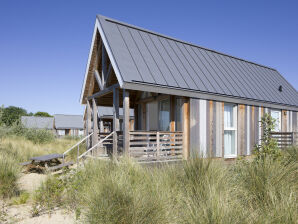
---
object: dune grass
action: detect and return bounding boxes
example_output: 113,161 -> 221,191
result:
30,146 -> 297,224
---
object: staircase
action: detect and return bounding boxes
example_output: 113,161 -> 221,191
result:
61,131 -> 114,169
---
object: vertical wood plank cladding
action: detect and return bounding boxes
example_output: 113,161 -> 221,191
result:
199,99 -> 207,157
255,106 -> 259,146
212,102 -> 216,157
208,101 -> 215,157
190,98 -> 200,157
183,99 -> 190,159
246,105 -> 251,155
293,112 -> 298,132
281,110 -> 287,132
215,102 -> 223,157
206,101 -> 210,156
250,106 -> 255,149
141,103 -> 146,130
258,107 -> 263,145
222,102 -> 225,157
238,104 -> 246,156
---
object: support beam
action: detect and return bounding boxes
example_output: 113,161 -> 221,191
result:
94,70 -> 104,91
123,89 -> 130,155
101,45 -> 108,88
113,88 -> 120,157
88,83 -> 120,100
86,100 -> 92,150
92,98 -> 99,147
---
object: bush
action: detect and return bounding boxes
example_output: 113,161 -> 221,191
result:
24,128 -> 55,144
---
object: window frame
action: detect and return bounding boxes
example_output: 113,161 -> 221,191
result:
224,103 -> 238,158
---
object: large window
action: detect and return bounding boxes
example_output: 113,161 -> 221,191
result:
159,98 -> 170,131
224,104 -> 237,157
270,110 -> 281,131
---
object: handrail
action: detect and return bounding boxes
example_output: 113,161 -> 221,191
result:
62,132 -> 93,163
78,131 -> 114,160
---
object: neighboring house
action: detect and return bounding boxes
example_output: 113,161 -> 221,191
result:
54,114 -> 84,137
21,116 -> 54,130
80,15 -> 298,161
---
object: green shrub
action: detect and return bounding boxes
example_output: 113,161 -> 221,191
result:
24,128 -> 54,144
11,192 -> 30,205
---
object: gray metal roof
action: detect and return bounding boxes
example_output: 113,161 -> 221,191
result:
54,114 -> 83,130
97,106 -> 134,117
21,116 -> 54,130
96,15 -> 298,107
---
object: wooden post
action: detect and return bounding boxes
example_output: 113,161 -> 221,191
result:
92,98 -> 99,147
113,88 -> 120,157
86,100 -> 92,150
99,120 -> 104,133
123,89 -> 130,155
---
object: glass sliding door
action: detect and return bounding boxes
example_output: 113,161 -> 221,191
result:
175,98 -> 185,131
159,98 -> 170,131
146,101 -> 158,131
224,104 -> 237,157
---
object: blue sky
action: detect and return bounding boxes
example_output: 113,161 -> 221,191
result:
0,0 -> 297,115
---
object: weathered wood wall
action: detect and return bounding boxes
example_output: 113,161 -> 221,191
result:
189,98 -> 297,158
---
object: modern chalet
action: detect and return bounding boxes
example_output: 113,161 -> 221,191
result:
80,15 -> 298,162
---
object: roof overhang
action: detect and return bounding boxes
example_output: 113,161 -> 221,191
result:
80,17 -> 124,105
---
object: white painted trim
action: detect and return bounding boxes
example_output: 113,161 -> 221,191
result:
199,99 -> 207,157
223,103 -> 237,157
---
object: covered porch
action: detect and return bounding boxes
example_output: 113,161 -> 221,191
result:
85,86 -> 189,162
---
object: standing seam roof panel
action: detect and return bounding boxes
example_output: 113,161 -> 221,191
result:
225,56 -> 265,101
117,25 -> 156,84
163,38 -> 198,89
95,16 -> 298,107
247,62 -> 287,103
192,47 -> 231,95
238,59 -> 274,102
203,50 -> 243,97
174,41 -> 209,92
182,44 -> 217,93
189,45 -> 226,94
100,21 -> 143,82
138,32 -> 177,87
149,35 -> 188,88
216,54 -> 255,99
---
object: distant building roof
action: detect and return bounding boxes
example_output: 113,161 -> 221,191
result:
21,116 -> 54,130
98,106 -> 134,117
54,114 -> 84,130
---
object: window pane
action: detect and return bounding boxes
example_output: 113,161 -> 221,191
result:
175,98 -> 184,131
159,99 -> 170,131
224,104 -> 234,128
270,110 -> 281,132
224,130 -> 236,156
147,102 -> 158,131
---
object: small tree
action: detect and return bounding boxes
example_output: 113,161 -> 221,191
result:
0,106 -> 27,126
253,113 -> 280,161
34,112 -> 52,117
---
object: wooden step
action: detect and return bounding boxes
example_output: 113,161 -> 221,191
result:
47,161 -> 74,171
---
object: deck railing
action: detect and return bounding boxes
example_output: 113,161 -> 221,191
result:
270,132 -> 294,148
129,131 -> 183,162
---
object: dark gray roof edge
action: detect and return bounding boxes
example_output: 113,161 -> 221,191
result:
123,81 -> 298,110
97,14 -> 277,72
56,127 -> 83,130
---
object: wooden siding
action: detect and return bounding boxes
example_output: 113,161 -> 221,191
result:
238,104 -> 246,156
189,97 -> 297,158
